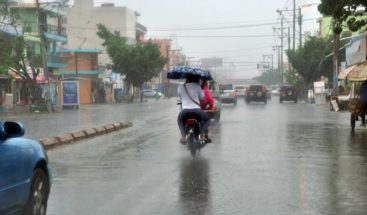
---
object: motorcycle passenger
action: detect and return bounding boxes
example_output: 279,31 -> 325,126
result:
177,74 -> 211,144
201,81 -> 215,110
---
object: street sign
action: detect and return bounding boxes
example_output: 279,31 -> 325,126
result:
62,81 -> 79,107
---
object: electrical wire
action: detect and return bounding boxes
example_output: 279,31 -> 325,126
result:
187,46 -> 271,54
148,35 -> 274,39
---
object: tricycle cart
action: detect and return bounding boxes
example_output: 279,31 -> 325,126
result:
338,62 -> 367,129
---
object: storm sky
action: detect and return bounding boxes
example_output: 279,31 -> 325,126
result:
102,0 -> 321,78
24,0 -> 321,78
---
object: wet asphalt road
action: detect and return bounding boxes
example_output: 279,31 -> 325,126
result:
28,97 -> 367,215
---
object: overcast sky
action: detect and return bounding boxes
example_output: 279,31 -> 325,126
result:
27,0 -> 321,78
93,0 -> 321,78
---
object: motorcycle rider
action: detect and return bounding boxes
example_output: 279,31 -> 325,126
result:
177,74 -> 211,144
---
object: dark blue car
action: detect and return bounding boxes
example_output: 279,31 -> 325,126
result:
0,121 -> 51,215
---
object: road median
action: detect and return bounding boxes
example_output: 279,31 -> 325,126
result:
39,122 -> 133,150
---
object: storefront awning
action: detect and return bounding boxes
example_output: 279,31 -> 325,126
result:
339,61 -> 367,81
338,64 -> 358,80
347,62 -> 367,81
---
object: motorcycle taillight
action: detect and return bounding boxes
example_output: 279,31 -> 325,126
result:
186,119 -> 197,126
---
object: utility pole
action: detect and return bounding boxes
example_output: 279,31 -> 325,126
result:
288,27 -> 291,50
293,0 -> 296,50
333,31 -> 340,88
298,7 -> 303,48
280,14 -> 284,84
36,0 -> 52,112
263,54 -> 274,72
273,46 -> 281,84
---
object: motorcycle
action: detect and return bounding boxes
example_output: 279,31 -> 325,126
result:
178,100 -> 207,157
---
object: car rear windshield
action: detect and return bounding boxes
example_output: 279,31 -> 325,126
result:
249,85 -> 263,91
281,86 -> 295,91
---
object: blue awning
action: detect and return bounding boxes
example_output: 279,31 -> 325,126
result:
47,62 -> 67,69
44,32 -> 67,42
0,24 -> 22,36
55,70 -> 102,76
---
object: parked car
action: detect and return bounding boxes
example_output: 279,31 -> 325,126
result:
0,121 -> 51,215
143,89 -> 162,99
245,85 -> 267,104
279,85 -> 298,103
220,83 -> 237,105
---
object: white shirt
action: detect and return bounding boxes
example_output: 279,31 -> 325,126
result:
178,83 -> 204,109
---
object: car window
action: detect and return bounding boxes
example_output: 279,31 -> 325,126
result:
249,85 -> 263,91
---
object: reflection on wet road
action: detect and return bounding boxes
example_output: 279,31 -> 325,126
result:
46,98 -> 367,215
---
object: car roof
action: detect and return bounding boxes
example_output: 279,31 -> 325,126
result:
249,84 -> 264,87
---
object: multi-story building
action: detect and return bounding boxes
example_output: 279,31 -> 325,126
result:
56,49 -> 102,105
9,2 -> 67,108
66,0 -> 147,65
66,0 -> 147,102
12,2 -> 67,74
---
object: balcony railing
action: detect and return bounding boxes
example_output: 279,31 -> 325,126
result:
46,24 -> 66,37
46,53 -> 68,69
22,22 -> 66,37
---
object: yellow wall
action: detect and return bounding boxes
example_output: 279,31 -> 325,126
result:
58,79 -> 92,105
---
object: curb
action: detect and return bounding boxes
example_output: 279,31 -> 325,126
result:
40,122 -> 133,150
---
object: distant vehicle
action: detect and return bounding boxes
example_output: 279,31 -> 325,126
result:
143,89 -> 162,99
266,88 -> 272,100
271,88 -> 279,96
234,85 -> 246,97
279,85 -> 298,103
245,85 -> 267,104
220,83 -> 237,105
0,121 -> 51,215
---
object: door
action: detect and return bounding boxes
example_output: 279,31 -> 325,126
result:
0,140 -> 31,214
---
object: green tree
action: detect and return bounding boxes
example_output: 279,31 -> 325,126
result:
254,70 -> 281,86
0,0 -> 18,73
96,24 -> 167,102
318,0 -> 367,34
0,0 -> 43,102
286,36 -> 333,87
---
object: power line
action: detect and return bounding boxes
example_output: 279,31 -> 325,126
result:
64,18 -> 318,33
149,22 -> 281,31
149,35 -> 274,38
148,18 -> 280,29
187,46 -> 271,54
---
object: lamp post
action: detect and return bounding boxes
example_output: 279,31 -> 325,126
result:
298,3 -> 320,47
276,9 -> 284,84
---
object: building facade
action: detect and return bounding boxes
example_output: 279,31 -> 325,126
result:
56,49 -> 103,105
66,0 -> 147,65
9,2 -> 67,110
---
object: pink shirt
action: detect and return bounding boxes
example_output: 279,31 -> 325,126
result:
201,85 -> 215,110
